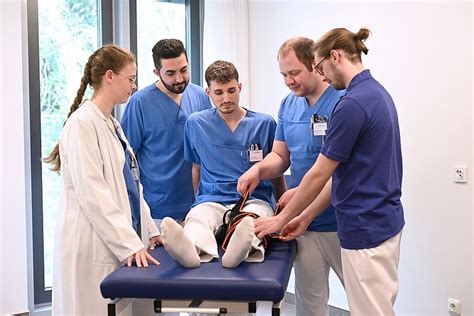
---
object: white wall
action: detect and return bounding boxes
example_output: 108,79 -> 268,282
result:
203,0 -> 251,107
0,0 -> 30,314
471,1 -> 474,308
248,0 -> 473,315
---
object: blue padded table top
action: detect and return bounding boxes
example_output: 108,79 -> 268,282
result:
101,240 -> 296,302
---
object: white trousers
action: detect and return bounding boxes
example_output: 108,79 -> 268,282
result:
294,231 -> 344,316
184,199 -> 273,262
341,231 -> 402,316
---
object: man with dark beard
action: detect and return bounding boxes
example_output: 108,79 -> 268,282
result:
121,39 -> 212,234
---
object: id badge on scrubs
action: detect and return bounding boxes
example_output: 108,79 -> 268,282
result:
311,114 -> 328,136
312,122 -> 327,136
247,143 -> 263,162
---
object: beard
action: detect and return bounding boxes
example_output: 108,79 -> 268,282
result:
159,74 -> 189,94
328,65 -> 346,90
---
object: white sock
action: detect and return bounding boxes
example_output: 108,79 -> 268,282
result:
160,217 -> 200,268
222,216 -> 255,268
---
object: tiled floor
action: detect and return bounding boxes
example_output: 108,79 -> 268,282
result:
252,294 -> 350,316
173,293 -> 350,315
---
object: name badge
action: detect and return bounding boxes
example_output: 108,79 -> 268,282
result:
311,114 -> 328,136
247,143 -> 263,162
312,122 -> 327,136
129,153 -> 140,182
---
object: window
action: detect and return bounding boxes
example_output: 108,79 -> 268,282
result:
136,0 -> 186,87
28,0 -> 202,305
38,0 -> 99,290
130,0 -> 203,87
28,0 -> 101,305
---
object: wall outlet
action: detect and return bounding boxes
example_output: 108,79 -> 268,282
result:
454,167 -> 467,183
448,298 -> 461,315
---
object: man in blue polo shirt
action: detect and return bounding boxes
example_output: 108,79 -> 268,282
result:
253,28 -> 404,316
237,37 -> 345,316
121,39 -> 212,234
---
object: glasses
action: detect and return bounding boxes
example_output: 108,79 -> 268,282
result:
116,73 -> 137,85
314,56 -> 329,76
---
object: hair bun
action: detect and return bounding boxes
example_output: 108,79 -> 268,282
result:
356,28 -> 371,42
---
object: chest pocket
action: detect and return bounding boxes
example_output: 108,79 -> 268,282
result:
145,119 -> 186,155
240,141 -> 269,171
202,144 -> 247,173
166,120 -> 185,150
284,120 -> 323,154
145,123 -> 169,155
284,120 -> 323,185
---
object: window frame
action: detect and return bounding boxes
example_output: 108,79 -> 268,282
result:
128,0 -> 203,87
27,0 -> 48,305
186,0 -> 205,85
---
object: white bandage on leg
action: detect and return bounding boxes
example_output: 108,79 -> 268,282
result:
161,217 -> 200,268
222,217 -> 255,268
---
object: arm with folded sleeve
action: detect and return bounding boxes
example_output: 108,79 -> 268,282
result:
279,179 -> 332,241
266,118 -> 287,202
254,154 -> 339,239
237,140 -> 290,196
271,175 -> 287,203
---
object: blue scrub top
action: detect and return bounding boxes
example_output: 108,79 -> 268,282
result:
275,86 -> 344,232
121,82 -> 212,220
116,131 -> 140,232
321,70 -> 405,249
184,108 -> 276,206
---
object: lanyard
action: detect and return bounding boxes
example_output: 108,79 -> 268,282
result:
115,127 -> 142,238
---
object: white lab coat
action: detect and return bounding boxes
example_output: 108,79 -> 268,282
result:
52,100 -> 159,316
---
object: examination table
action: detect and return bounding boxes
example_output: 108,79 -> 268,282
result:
100,240 -> 296,315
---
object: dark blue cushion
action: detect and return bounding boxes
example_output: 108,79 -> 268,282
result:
100,240 -> 296,302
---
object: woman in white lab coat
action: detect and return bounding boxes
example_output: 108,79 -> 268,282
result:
45,45 -> 161,315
